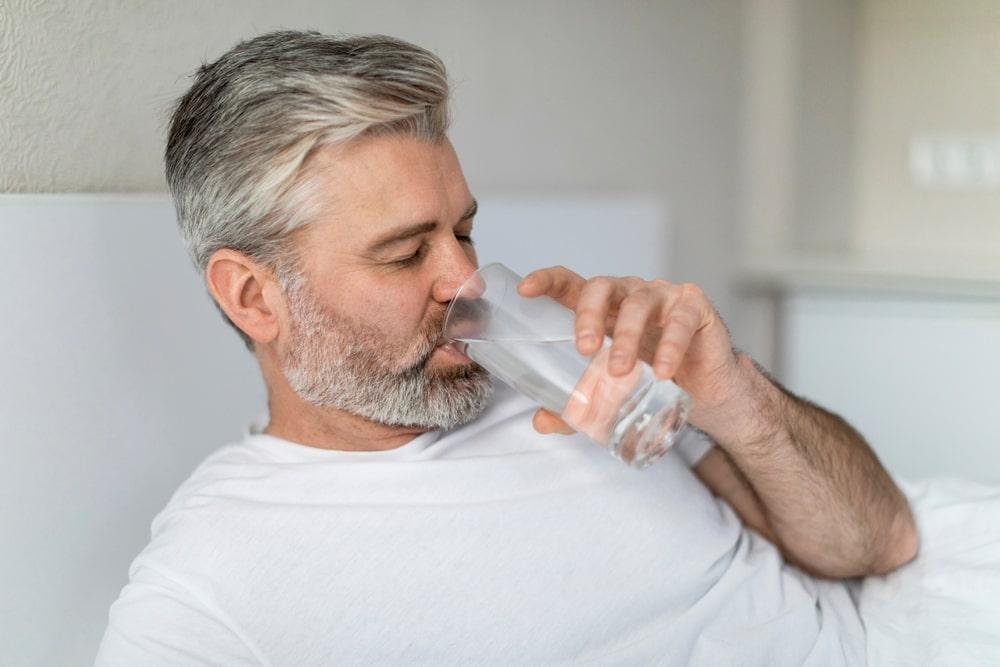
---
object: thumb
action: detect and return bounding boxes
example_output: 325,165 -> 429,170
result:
532,408 -> 577,435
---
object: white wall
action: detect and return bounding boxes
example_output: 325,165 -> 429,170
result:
781,289 -> 1000,483
853,0 -> 1000,261
735,0 -> 1000,392
739,0 -> 1000,265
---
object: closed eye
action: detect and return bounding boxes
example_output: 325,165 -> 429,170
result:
392,245 -> 425,267
391,234 -> 475,267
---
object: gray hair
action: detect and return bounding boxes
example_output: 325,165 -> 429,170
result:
165,30 -> 451,350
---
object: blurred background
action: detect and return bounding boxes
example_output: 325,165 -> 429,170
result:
1,1 -> 999,664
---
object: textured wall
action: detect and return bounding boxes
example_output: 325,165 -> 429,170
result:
0,0 -> 742,315
0,0 -> 185,191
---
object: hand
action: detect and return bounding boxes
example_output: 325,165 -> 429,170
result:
516,266 -> 741,435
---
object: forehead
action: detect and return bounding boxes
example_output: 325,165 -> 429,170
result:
301,135 -> 471,246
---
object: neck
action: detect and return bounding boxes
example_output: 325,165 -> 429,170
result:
264,404 -> 429,452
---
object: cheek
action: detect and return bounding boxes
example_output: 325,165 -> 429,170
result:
358,279 -> 434,342
340,276 -> 426,333
385,292 -> 429,332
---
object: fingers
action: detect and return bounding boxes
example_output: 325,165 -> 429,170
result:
519,267 -> 609,355
652,302 -> 700,379
520,268 -> 725,384
651,284 -> 712,379
572,277 -> 620,355
607,286 -> 661,376
532,408 -> 576,435
517,266 -> 586,309
607,281 -> 714,380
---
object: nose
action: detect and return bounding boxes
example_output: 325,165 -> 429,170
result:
432,242 -> 480,304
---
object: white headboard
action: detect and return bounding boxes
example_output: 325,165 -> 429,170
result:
0,193 -> 670,664
0,195 -> 267,665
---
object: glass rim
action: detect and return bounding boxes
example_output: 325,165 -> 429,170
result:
441,261 -> 512,343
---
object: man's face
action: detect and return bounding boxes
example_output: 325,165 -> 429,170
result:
274,134 -> 493,430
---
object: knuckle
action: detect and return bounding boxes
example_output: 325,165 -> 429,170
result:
651,278 -> 672,290
632,284 -> 657,297
655,341 -> 680,357
669,310 -> 696,328
575,304 -> 601,316
659,336 -> 683,351
681,282 -> 705,300
619,293 -> 648,310
553,283 -> 573,298
655,347 -> 681,365
614,325 -> 644,340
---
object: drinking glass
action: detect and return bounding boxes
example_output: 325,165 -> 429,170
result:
442,262 -> 690,469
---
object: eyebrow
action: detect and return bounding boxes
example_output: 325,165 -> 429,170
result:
366,199 -> 478,256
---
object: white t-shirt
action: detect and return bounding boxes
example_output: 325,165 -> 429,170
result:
97,382 -> 865,666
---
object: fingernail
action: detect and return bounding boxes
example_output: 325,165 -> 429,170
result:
610,351 -> 627,369
655,361 -> 671,377
578,333 -> 595,349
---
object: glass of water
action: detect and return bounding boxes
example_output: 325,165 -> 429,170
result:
442,262 -> 690,469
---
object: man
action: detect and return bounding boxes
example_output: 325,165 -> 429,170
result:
97,30 -> 917,665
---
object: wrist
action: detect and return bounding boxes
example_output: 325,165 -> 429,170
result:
689,352 -> 787,451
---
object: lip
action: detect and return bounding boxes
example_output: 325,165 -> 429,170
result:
433,340 -> 472,363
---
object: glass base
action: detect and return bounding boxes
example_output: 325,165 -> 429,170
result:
607,380 -> 691,469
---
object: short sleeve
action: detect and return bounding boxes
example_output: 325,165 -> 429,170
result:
672,426 -> 715,468
95,563 -> 264,667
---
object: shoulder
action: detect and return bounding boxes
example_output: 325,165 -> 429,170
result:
97,441 -> 275,665
142,439 -> 278,552
97,557 -> 264,665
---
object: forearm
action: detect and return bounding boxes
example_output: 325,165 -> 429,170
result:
518,268 -> 918,576
692,353 -> 918,578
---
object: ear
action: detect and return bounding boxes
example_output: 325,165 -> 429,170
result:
205,248 -> 283,346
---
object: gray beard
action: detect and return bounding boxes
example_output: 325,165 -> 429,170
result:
278,273 -> 494,430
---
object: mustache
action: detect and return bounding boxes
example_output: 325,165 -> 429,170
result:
414,306 -> 484,372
